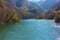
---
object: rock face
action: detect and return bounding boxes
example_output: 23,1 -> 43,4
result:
0,0 -> 19,23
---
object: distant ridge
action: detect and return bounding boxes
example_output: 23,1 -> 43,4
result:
5,0 -> 60,19
43,1 -> 60,19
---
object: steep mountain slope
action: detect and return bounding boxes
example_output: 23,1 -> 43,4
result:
51,2 -> 60,11
41,0 -> 58,9
0,0 -> 19,23
6,0 -> 59,19
43,9 -> 56,19
43,1 -> 60,19
6,0 -> 45,19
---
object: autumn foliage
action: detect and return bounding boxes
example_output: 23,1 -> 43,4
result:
0,0 -> 19,23
55,10 -> 60,23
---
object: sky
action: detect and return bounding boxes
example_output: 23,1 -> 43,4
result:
28,0 -> 46,2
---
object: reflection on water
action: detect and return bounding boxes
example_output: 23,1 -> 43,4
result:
0,22 -> 19,40
0,19 -> 59,40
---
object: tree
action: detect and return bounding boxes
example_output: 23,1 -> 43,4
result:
0,0 -> 20,23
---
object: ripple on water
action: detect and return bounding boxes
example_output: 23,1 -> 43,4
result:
0,19 -> 59,40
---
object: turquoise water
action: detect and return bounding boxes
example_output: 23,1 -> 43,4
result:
0,19 -> 59,40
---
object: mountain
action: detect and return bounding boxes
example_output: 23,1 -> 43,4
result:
15,0 -> 59,12
7,0 -> 48,19
6,0 -> 59,19
51,2 -> 60,11
6,0 -> 40,19
41,0 -> 58,9
0,0 -> 19,24
43,1 -> 60,19
43,9 -> 56,19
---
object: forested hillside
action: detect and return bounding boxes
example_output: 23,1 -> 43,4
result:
0,0 -> 19,23
43,2 -> 60,19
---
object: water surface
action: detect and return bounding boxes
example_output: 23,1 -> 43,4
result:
0,19 -> 59,40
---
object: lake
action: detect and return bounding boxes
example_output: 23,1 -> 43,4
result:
0,19 -> 59,40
